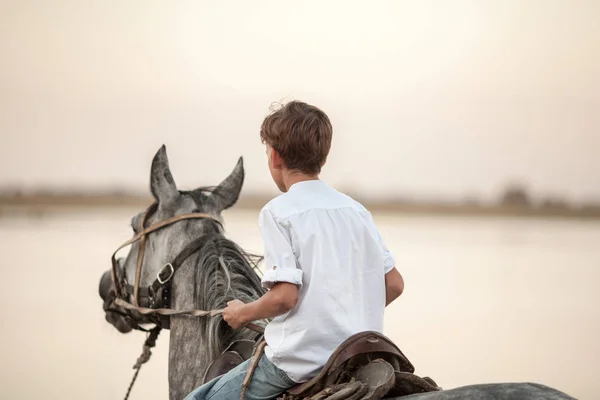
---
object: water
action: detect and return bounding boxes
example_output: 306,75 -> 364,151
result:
0,207 -> 598,399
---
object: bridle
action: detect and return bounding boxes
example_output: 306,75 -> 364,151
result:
106,202 -> 264,400
108,202 -> 231,330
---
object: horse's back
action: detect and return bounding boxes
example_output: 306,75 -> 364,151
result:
389,382 -> 576,400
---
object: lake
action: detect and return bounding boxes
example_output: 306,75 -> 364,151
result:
0,207 -> 598,399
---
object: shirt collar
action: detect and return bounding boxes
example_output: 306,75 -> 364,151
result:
288,179 -> 325,192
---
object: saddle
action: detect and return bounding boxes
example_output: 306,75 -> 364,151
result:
202,339 -> 257,384
203,331 -> 440,399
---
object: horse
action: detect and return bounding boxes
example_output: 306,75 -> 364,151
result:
98,145 -> 575,400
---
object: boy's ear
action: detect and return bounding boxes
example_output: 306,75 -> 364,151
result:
271,147 -> 285,170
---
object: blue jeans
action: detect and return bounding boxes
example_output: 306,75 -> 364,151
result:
184,354 -> 297,400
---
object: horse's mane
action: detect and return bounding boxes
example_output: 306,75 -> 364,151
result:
189,217 -> 267,360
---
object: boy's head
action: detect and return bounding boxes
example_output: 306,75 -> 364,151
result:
260,100 -> 333,192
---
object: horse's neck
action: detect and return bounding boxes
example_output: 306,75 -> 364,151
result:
167,313 -> 255,400
165,249 -> 259,400
168,317 -> 211,400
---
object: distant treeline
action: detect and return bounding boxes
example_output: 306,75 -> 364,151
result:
1,184 -> 599,220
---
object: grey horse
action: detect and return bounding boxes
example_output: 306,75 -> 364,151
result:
98,145 -> 576,400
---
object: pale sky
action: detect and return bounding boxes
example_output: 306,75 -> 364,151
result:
1,0 -> 599,204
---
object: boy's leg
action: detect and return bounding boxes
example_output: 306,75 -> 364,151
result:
184,354 -> 297,400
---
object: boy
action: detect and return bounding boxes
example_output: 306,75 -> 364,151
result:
185,100 -> 404,400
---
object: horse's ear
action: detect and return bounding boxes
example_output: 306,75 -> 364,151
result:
212,157 -> 244,211
150,145 -> 178,204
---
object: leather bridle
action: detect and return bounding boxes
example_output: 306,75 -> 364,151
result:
106,202 -> 264,400
108,202 -> 224,330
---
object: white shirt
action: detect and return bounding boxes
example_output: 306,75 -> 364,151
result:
259,180 -> 396,383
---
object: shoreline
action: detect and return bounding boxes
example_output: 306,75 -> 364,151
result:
1,193 -> 599,220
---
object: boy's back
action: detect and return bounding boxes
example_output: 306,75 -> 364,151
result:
185,100 -> 404,400
260,179 -> 396,383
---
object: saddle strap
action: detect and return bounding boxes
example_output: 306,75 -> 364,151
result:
240,340 -> 267,400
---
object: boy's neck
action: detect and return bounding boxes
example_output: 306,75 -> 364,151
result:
282,170 -> 320,192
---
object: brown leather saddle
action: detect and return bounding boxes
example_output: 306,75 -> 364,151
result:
203,331 -> 440,399
202,339 -> 257,384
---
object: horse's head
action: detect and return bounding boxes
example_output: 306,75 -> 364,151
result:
98,145 -> 244,333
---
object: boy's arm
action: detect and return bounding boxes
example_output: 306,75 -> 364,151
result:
223,283 -> 298,328
385,267 -> 404,306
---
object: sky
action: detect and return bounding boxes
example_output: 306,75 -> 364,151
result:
1,0 -> 599,204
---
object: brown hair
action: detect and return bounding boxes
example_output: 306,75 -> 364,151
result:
260,100 -> 333,175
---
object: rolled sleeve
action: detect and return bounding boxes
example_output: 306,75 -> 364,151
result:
373,220 -> 396,274
259,208 -> 303,289
383,249 -> 396,274
362,210 -> 397,274
261,267 -> 303,290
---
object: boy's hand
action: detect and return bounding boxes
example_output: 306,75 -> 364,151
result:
223,299 -> 247,329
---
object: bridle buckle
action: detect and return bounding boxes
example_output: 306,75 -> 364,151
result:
157,263 -> 175,284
